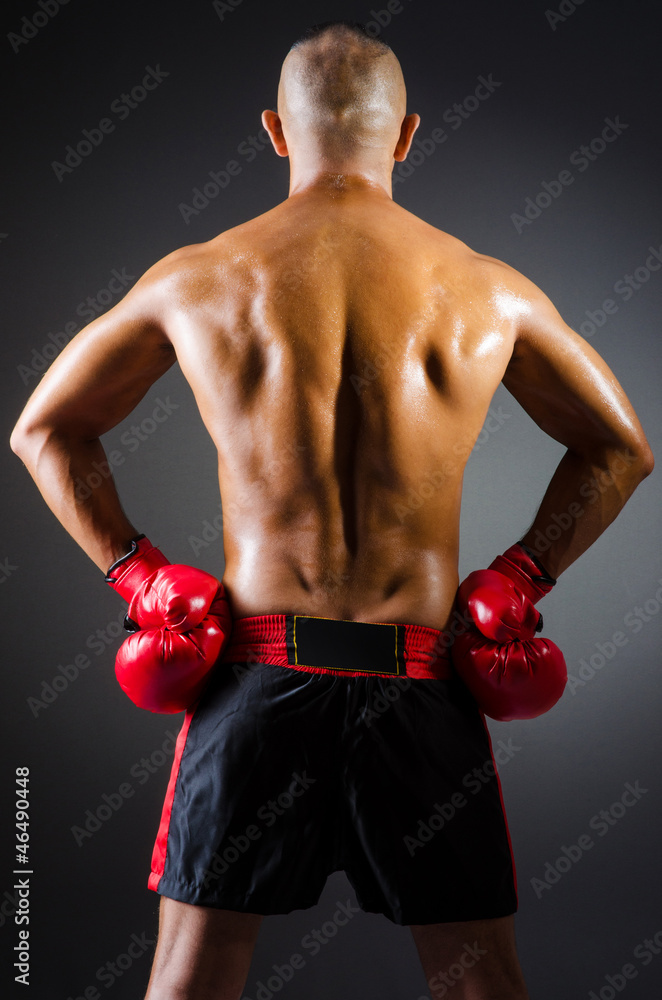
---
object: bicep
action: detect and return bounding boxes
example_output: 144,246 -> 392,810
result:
501,277 -> 650,460
15,282 -> 176,441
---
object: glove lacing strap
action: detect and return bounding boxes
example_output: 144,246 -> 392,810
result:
105,534 -> 147,634
104,534 -> 147,582
516,542 -> 555,632
516,541 -> 557,588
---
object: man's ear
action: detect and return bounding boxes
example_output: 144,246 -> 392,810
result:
262,110 -> 289,157
394,113 -> 421,162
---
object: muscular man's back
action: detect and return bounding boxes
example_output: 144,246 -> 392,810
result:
10,22 -> 654,999
169,181 -> 515,629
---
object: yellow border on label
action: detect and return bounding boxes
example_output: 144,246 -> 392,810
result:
291,615 -> 403,675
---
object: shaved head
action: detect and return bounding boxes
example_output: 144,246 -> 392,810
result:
278,21 -> 407,157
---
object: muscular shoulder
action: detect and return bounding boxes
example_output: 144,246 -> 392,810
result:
129,227 -> 251,314
416,224 -> 529,309
468,250 -> 547,298
405,216 -> 510,280
138,237 -> 229,289
458,247 -> 568,342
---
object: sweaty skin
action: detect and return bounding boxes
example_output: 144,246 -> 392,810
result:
9,24 -> 655,1000
10,29 -> 653,633
9,176 -> 654,631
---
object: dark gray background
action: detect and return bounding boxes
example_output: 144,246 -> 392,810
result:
1,0 -> 661,997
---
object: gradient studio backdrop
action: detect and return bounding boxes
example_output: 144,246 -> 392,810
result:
1,0 -> 661,997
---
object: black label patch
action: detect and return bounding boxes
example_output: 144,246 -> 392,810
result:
285,615 -> 404,675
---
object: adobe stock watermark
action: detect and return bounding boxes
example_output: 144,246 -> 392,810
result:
588,926 -> 662,1000
0,557 -> 18,585
64,930 -> 156,999
70,730 -> 179,846
403,739 -> 522,856
27,607 -> 130,717
0,885 -> 19,929
417,941 -> 489,1000
575,243 -> 662,339
361,0 -> 414,39
74,396 -> 179,500
545,0 -> 588,31
524,447 -> 642,560
241,898 -> 360,1000
229,649 -> 270,689
201,771 -> 316,887
51,65 -> 170,182
179,12 -> 443,222
394,406 -> 511,523
8,0 -> 70,53
178,127 -> 272,224
16,266 -> 136,384
511,116 -> 628,233
393,74 -> 502,187
362,618 -> 474,727
187,439 -> 307,556
273,229 -> 341,307
363,676 -> 413,727
530,779 -> 648,899
567,577 -> 662,695
349,338 -> 510,508
211,0 -> 245,22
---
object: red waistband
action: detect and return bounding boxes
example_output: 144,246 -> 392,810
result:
220,613 -> 454,680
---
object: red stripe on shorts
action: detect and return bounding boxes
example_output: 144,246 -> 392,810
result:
148,707 -> 196,892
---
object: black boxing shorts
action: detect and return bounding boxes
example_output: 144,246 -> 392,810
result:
148,614 -> 518,925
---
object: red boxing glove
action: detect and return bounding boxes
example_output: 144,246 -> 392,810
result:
451,542 -> 567,721
488,541 -> 557,604
105,535 -> 232,713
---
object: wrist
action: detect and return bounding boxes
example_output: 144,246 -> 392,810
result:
488,541 -> 556,604
517,541 -> 556,584
105,535 -> 170,602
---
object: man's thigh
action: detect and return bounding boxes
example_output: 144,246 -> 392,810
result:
409,915 -> 529,1000
144,896 -> 264,1000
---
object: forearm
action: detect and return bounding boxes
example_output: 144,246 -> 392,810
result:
11,429 -> 138,573
520,444 -> 652,578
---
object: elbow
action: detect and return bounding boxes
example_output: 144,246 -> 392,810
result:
9,419 -> 48,466
9,421 -> 31,461
617,435 -> 654,485
637,442 -> 655,480
581,435 -> 655,489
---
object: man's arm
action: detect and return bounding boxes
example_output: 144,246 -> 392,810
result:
9,260 -> 178,572
500,270 -> 654,578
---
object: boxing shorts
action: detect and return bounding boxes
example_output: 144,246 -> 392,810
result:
148,614 -> 518,925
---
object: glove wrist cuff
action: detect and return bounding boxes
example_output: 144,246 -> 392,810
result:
105,535 -> 170,602
488,542 -> 556,604
517,542 -> 556,586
